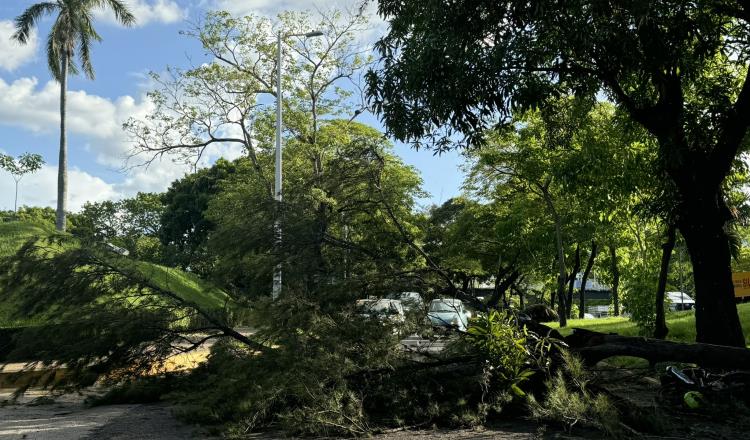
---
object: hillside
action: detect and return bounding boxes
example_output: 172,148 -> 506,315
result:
0,220 -> 233,327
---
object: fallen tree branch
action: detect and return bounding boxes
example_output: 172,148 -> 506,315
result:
566,328 -> 750,369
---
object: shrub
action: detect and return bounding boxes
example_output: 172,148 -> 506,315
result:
527,350 -> 620,436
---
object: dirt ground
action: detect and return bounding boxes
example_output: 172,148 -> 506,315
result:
0,389 -> 208,440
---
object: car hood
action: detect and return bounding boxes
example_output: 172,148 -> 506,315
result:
428,311 -> 464,323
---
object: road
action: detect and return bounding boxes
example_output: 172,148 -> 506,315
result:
0,390 -> 206,440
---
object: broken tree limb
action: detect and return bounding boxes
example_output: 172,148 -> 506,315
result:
565,328 -> 750,369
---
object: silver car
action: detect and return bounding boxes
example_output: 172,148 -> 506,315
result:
427,298 -> 470,331
355,299 -> 406,323
385,291 -> 424,311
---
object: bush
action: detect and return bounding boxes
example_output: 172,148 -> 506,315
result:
527,350 -> 620,436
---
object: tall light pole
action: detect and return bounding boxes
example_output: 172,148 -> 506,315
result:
273,29 -> 324,300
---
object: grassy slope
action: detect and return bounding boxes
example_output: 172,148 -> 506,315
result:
549,302 -> 750,347
133,261 -> 231,312
0,221 -> 56,258
0,220 -> 231,327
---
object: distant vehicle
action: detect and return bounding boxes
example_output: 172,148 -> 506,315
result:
105,242 -> 130,256
385,291 -> 424,311
667,291 -> 695,311
427,298 -> 470,331
355,299 -> 406,323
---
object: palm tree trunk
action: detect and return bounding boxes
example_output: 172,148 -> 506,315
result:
56,54 -> 68,231
14,179 -> 19,213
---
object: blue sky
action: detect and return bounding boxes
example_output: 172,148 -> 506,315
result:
0,0 -> 465,212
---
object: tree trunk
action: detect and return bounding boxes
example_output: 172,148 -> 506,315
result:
56,54 -> 68,232
516,285 -> 525,309
678,192 -> 745,347
654,223 -> 676,340
579,241 -> 598,319
566,244 -> 581,318
566,328 -> 750,369
14,179 -> 19,213
499,270 -> 519,308
550,207 -> 567,327
610,245 -> 620,316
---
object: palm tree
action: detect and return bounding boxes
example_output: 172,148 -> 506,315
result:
13,1 -> 135,231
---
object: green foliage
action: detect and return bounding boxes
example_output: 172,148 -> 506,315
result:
527,350 -> 620,436
73,192 -> 164,262
207,121 -> 426,299
171,294 -> 402,436
465,310 -> 539,396
622,266 -> 660,335
158,160 -> 237,273
0,152 -> 43,180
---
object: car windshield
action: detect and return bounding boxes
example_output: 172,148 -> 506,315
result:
430,301 -> 460,312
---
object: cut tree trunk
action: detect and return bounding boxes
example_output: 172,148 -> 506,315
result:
678,190 -> 745,347
566,328 -> 750,369
578,241 -> 597,319
654,223 -> 676,340
56,54 -> 68,232
610,245 -> 620,316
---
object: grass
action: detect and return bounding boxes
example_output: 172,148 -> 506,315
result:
549,302 -> 750,347
133,261 -> 232,312
0,220 -> 56,258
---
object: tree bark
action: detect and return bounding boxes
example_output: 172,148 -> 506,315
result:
654,223 -> 676,340
578,241 -> 598,319
609,245 -> 620,316
56,54 -> 69,232
566,244 -> 581,319
678,191 -> 745,347
566,329 -> 750,369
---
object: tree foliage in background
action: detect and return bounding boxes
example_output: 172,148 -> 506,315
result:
0,152 -> 44,212
368,0 -> 750,346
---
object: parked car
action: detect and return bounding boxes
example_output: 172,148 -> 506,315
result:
667,291 -> 695,311
355,299 -> 406,323
385,291 -> 424,311
427,298 -> 470,331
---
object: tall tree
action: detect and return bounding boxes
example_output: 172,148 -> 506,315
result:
368,1 -> 750,346
13,0 -> 135,231
0,153 -> 44,213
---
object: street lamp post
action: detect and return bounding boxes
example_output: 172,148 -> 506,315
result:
272,29 -> 323,300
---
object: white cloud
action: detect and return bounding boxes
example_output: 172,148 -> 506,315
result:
94,0 -> 187,26
0,20 -> 38,71
209,0 -> 378,21
0,165 -> 118,211
0,77 -> 154,161
0,76 -> 247,210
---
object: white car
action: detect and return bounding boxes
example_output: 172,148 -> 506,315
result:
355,299 -> 406,323
385,291 -> 424,311
427,298 -> 470,331
667,291 -> 695,311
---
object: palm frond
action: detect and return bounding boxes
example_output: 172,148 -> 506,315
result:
78,28 -> 95,79
91,0 -> 137,26
46,30 -> 63,81
12,2 -> 60,44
